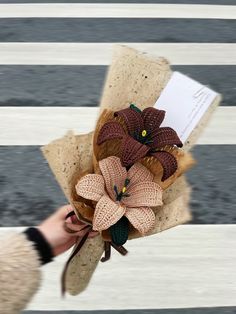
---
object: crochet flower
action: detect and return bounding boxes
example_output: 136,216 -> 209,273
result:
76,156 -> 162,235
97,105 -> 183,181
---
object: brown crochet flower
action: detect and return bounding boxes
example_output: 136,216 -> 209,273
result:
97,105 -> 183,181
76,156 -> 162,235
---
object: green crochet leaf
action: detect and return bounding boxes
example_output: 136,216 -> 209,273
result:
130,103 -> 142,113
110,216 -> 129,246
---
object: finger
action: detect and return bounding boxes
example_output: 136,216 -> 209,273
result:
64,228 -> 91,238
64,222 -> 89,234
69,227 -> 95,238
63,223 -> 80,234
56,204 -> 74,220
69,214 -> 78,224
65,213 -> 76,224
65,215 -> 84,225
64,205 -> 74,218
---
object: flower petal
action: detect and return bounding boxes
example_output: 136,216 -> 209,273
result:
120,135 -> 150,167
151,150 -> 178,181
76,174 -> 105,202
127,162 -> 154,187
142,108 -> 165,134
125,206 -> 155,234
99,156 -> 127,201
114,107 -> 144,136
93,195 -> 126,231
123,181 -> 163,207
150,127 -> 183,149
97,121 -> 126,145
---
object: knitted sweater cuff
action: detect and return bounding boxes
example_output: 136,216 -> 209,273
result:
24,227 -> 54,265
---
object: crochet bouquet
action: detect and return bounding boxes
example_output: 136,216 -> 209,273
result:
42,46 -> 220,295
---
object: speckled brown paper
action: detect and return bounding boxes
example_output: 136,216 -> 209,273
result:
42,131 -> 93,212
64,235 -> 104,296
42,45 -> 220,296
100,45 -> 171,112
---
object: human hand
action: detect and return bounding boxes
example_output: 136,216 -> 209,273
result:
38,205 -> 97,257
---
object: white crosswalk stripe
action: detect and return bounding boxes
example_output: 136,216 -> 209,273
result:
0,43 -> 235,65
0,4 -> 235,19
0,106 -> 233,145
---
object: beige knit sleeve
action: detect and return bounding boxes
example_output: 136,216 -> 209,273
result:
0,232 -> 41,314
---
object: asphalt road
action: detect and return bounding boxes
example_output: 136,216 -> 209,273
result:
0,65 -> 235,107
0,19 -> 235,43
23,309 -> 236,314
2,0 -> 236,4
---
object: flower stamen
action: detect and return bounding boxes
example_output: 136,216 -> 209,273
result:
114,178 -> 130,201
142,129 -> 147,137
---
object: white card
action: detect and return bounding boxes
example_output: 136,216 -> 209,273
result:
154,71 -> 218,143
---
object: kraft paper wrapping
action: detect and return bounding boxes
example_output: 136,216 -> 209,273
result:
42,131 -> 93,211
100,45 -> 171,112
64,235 -> 104,296
42,45 -> 220,295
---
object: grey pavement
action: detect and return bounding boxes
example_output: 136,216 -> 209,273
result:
0,65 -> 235,107
0,145 -> 235,226
0,19 -> 235,43
2,0 -> 236,4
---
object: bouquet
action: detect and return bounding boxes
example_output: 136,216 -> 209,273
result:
42,45 -> 220,295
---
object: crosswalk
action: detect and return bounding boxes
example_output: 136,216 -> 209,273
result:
0,1 -> 235,313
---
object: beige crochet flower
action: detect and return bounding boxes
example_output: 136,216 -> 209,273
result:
76,156 -> 163,235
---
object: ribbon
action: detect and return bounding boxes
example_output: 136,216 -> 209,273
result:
61,210 -> 128,295
61,210 -> 93,295
101,241 -> 128,262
